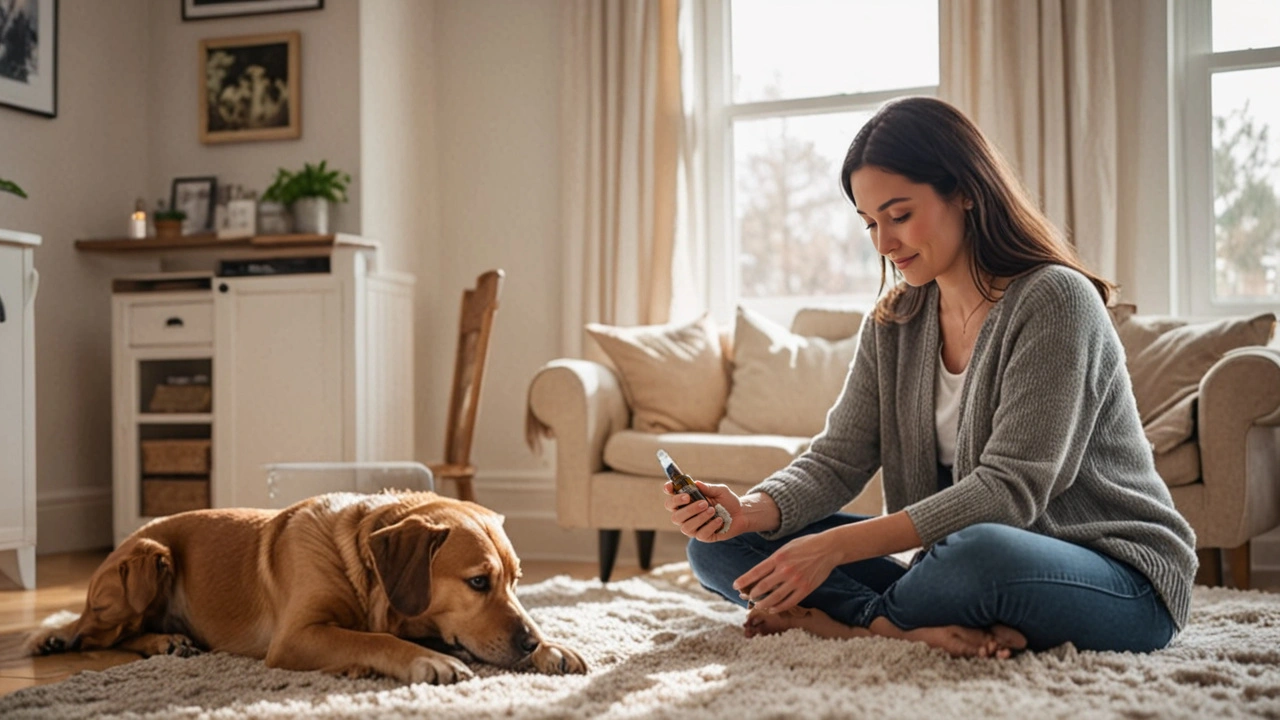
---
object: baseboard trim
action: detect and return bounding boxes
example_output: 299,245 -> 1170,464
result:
36,486 -> 113,555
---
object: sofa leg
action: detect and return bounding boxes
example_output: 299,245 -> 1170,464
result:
636,530 -> 655,570
598,530 -> 621,583
1195,548 -> 1223,587
1228,542 -> 1251,590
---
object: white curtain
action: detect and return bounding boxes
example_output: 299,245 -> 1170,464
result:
940,0 -> 1119,282
559,0 -> 681,357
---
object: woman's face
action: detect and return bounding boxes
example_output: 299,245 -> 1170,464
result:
850,166 -> 969,287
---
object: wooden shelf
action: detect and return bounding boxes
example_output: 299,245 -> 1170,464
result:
75,233 -> 376,253
137,413 -> 214,424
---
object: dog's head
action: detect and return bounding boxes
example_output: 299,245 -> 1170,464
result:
76,538 -> 174,648
367,496 -> 542,668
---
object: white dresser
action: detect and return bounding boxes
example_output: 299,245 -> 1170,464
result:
110,241 -> 415,543
0,228 -> 39,590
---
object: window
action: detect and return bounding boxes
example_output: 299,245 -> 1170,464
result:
682,0 -> 939,326
1176,0 -> 1280,313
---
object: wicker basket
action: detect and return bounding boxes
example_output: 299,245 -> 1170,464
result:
148,384 -> 212,413
142,478 -> 210,516
140,439 -> 211,475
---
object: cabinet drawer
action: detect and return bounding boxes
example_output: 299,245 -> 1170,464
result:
129,301 -> 213,346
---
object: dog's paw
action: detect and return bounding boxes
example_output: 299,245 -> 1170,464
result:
132,633 -> 201,658
530,642 -> 588,675
27,630 -> 70,656
163,634 -> 202,658
406,653 -> 475,685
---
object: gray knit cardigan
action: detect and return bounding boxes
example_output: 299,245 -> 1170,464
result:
750,264 -> 1198,628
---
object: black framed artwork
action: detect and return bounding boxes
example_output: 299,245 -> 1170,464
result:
0,0 -> 58,118
182,0 -> 323,22
199,32 -> 300,144
171,176 -> 217,234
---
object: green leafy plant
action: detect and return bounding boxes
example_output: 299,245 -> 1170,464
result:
261,161 -> 352,206
153,199 -> 187,222
1,178 -> 27,198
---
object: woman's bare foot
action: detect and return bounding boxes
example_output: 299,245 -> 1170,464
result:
869,618 -> 1023,659
743,606 -> 872,640
982,624 -> 1028,659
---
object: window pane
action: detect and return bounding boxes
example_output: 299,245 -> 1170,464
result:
1212,0 -> 1280,52
733,111 -> 882,300
1212,67 -> 1280,301
730,0 -> 938,103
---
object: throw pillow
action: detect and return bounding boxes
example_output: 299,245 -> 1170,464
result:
585,313 -> 728,433
719,306 -> 859,437
1111,306 -> 1276,453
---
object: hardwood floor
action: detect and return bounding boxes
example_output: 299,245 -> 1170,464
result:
0,550 -> 648,698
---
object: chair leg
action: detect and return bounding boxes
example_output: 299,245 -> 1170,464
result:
1228,541 -> 1251,590
1195,548 -> 1223,587
636,530 -> 655,571
598,530 -> 621,583
455,476 -> 476,504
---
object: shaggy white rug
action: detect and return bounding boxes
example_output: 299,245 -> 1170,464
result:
1,563 -> 1278,719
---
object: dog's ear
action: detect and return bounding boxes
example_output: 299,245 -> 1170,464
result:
370,515 -> 450,617
118,538 -> 173,614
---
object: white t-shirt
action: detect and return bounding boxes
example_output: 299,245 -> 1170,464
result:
935,349 -> 967,468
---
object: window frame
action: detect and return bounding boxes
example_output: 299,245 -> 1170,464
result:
1173,0 -> 1280,315
687,0 -> 939,326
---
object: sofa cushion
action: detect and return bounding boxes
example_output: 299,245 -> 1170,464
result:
603,430 -> 808,484
585,313 -> 729,433
1154,440 -> 1200,488
1109,305 -> 1275,453
719,306 -> 858,437
789,307 -> 866,341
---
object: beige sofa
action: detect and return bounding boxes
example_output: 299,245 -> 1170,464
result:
527,305 -> 1280,585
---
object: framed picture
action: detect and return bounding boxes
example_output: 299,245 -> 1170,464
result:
171,176 -> 217,234
0,0 -> 58,118
182,0 -> 323,22
199,32 -> 300,144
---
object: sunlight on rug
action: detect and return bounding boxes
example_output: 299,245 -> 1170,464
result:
1,563 -> 1278,719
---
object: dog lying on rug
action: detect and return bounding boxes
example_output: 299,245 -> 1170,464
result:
26,491 -> 587,684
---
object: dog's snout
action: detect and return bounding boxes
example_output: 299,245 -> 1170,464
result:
516,627 -> 540,655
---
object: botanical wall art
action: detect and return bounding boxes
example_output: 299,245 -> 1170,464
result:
199,31 -> 300,144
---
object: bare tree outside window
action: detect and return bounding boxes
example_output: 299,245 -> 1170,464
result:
1214,102 -> 1280,299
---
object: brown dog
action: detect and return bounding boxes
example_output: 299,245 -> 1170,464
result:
27,491 -> 587,684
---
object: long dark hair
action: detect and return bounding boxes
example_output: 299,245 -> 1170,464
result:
840,96 -> 1112,324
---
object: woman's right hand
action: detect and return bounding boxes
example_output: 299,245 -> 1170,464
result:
663,480 -> 746,542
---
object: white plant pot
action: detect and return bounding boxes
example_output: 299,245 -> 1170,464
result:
293,198 -> 329,234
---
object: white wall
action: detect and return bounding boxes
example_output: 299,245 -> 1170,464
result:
1,0 -> 157,553
146,0 -> 363,235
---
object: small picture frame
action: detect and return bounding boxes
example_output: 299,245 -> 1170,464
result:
182,0 -> 323,22
0,0 -> 58,118
171,176 -> 217,234
199,32 -> 300,144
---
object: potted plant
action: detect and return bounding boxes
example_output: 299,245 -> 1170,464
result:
261,160 -> 351,234
153,199 -> 187,239
1,178 -> 27,198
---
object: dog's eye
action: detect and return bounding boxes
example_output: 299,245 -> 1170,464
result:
467,576 -> 491,592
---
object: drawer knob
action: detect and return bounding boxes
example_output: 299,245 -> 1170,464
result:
219,283 -> 229,293
166,317 -> 185,328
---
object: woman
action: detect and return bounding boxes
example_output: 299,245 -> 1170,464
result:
663,96 -> 1196,658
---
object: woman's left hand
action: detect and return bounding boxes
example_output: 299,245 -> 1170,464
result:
732,532 -> 839,614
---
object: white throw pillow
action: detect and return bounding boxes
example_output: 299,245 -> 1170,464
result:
585,313 -> 729,433
719,306 -> 858,437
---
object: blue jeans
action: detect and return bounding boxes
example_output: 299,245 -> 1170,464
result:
686,514 -> 1177,652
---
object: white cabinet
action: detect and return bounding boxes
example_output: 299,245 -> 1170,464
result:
112,244 -> 414,543
0,229 -> 39,590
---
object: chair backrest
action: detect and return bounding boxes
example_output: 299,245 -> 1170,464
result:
444,269 -> 505,467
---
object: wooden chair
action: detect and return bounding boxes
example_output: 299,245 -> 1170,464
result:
428,269 -> 505,503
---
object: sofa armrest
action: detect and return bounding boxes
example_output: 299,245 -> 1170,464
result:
527,359 -> 630,528
1196,347 -> 1280,545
